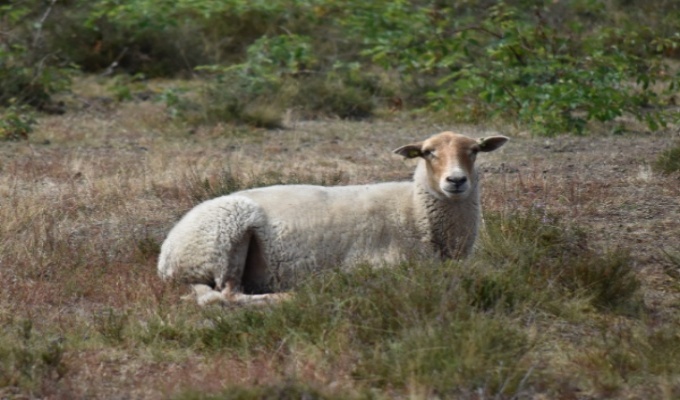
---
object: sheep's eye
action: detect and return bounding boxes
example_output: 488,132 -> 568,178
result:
422,149 -> 435,158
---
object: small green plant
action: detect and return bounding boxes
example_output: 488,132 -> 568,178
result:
94,308 -> 129,344
136,236 -> 161,261
662,247 -> 680,280
0,105 -> 36,141
654,143 -> 680,174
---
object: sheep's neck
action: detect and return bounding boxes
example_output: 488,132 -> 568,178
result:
413,171 -> 481,260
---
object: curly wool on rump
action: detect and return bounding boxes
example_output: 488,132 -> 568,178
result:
158,131 -> 509,305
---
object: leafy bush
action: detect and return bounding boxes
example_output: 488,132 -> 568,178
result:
350,1 -> 679,135
62,0 -> 320,76
175,34 -> 383,126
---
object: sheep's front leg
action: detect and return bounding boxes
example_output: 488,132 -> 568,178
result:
189,283 -> 290,306
183,284 -> 225,306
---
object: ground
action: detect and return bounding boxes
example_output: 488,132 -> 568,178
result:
0,90 -> 679,398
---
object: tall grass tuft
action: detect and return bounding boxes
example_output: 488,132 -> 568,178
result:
480,210 -> 642,314
654,143 -> 680,174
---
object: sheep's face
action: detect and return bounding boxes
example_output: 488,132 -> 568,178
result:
394,132 -> 509,200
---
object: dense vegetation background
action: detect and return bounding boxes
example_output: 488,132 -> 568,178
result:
1,0 -> 679,137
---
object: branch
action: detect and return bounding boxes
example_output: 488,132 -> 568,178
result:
100,47 -> 129,76
32,0 -> 57,49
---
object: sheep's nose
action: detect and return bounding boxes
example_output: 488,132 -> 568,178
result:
446,176 -> 468,187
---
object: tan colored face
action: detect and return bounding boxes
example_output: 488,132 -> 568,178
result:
394,131 -> 509,199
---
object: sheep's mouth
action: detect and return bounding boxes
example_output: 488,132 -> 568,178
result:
443,187 -> 468,196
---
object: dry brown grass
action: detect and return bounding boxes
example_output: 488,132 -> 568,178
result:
1,82 -> 679,399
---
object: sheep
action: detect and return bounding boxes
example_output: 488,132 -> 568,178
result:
158,131 -> 509,306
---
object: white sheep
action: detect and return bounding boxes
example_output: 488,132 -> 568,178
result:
158,131 -> 508,305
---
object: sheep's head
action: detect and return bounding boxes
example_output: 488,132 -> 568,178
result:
394,132 -> 508,200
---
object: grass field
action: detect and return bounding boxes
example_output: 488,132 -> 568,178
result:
1,78 -> 679,399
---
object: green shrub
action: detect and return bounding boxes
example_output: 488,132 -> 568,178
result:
349,1 -> 678,135
93,308 -> 129,344
185,34 -> 380,126
66,0 -> 320,76
291,71 -> 379,120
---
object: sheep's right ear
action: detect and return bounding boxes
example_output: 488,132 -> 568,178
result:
477,136 -> 509,152
394,143 -> 423,159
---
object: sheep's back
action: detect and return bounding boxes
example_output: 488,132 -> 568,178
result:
238,182 -> 424,273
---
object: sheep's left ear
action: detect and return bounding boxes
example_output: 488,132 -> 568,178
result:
477,136 -> 509,152
394,143 -> 423,159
